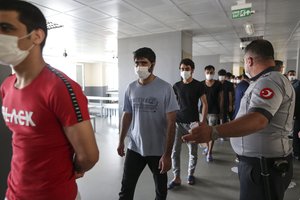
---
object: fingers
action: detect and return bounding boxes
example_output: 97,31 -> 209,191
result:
117,147 -> 125,157
182,133 -> 195,143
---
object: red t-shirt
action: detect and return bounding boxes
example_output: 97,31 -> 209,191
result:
1,65 -> 90,200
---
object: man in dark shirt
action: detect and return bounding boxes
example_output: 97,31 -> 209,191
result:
233,74 -> 249,119
218,69 -> 234,123
287,70 -> 300,160
200,65 -> 223,162
168,58 -> 208,189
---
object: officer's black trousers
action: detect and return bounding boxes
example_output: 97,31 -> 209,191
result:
238,155 -> 293,200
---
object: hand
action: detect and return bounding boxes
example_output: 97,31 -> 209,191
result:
158,154 -> 171,174
182,122 -> 212,143
117,141 -> 125,157
75,171 -> 85,179
298,131 -> 300,139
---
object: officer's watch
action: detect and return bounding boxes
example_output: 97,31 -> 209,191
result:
211,126 -> 220,140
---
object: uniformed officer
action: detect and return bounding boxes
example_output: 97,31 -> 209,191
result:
183,39 -> 295,200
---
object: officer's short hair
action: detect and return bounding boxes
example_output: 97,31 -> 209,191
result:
133,47 -> 156,63
245,39 -> 274,60
179,58 -> 195,70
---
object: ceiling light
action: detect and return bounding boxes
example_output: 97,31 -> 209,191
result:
244,23 -> 255,35
47,21 -> 64,30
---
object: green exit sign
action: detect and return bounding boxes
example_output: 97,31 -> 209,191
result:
232,7 -> 252,19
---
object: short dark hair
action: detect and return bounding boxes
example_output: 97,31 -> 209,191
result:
179,58 -> 195,69
204,65 -> 215,71
244,39 -> 274,60
226,72 -> 232,78
0,0 -> 48,50
274,60 -> 283,71
287,70 -> 296,74
133,47 -> 156,63
218,69 -> 226,76
275,60 -> 283,67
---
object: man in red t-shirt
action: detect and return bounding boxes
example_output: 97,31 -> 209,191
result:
0,1 -> 99,199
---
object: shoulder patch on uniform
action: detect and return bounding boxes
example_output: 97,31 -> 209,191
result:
260,88 -> 274,99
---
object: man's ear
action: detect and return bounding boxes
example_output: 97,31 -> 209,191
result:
248,56 -> 255,66
149,62 -> 155,72
32,29 -> 45,46
245,56 -> 254,67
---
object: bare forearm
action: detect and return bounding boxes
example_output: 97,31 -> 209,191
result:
216,112 -> 268,138
164,112 -> 176,156
201,104 -> 208,123
74,153 -> 98,173
119,113 -> 132,143
165,124 -> 175,156
200,95 -> 208,123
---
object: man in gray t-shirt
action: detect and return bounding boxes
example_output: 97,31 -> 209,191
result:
117,47 -> 179,200
183,40 -> 295,200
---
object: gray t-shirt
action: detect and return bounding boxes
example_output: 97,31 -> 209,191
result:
123,77 -> 179,156
231,69 -> 295,158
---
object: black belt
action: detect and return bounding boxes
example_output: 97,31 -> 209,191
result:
237,154 -> 292,167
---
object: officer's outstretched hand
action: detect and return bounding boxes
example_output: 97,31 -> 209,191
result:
182,122 -> 212,144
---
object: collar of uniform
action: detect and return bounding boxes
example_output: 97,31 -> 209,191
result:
250,66 -> 275,81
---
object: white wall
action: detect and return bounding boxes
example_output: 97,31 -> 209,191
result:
286,59 -> 297,73
219,62 -> 234,73
193,55 -> 220,81
118,31 -> 183,110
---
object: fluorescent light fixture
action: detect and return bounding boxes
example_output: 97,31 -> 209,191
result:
244,23 -> 255,35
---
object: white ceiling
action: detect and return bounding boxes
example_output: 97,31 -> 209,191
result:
28,0 -> 300,64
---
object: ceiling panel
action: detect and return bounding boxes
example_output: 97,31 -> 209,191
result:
30,0 -> 83,12
21,0 -> 300,62
65,7 -> 110,21
90,0 -> 136,17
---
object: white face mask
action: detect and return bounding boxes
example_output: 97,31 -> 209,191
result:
135,66 -> 151,80
218,76 -> 225,81
288,76 -> 296,81
236,79 -> 241,84
0,33 -> 34,66
205,74 -> 214,81
180,71 -> 191,80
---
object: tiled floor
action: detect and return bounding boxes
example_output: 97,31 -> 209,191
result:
77,117 -> 300,200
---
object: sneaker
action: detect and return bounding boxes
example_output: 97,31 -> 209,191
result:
187,175 -> 195,185
202,147 -> 208,155
206,155 -> 213,162
167,181 -> 181,190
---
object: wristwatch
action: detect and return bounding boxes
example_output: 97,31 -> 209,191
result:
211,126 -> 220,140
